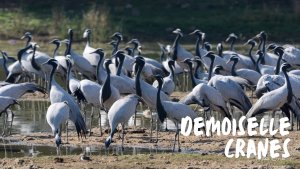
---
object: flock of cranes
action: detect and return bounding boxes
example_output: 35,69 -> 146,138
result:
1,28 -> 300,155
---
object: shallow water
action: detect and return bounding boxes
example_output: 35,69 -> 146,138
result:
0,143 -> 175,158
0,100 -> 179,135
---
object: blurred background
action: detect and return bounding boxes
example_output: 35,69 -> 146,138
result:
0,0 -> 299,43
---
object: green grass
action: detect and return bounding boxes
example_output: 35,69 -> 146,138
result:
0,0 -> 299,43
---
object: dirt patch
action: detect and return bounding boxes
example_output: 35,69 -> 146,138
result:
1,128 -> 300,168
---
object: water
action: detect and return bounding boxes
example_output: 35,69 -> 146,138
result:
0,100 -> 179,135
0,144 -> 174,158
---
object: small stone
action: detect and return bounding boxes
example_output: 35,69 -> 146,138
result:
186,167 -> 200,169
201,152 -> 208,156
27,137 -> 35,141
15,158 -> 24,165
149,154 -> 154,159
54,157 -> 64,163
165,161 -> 171,164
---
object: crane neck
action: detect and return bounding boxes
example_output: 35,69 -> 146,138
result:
230,60 -> 238,76
230,39 -> 235,51
2,55 -> 8,77
18,45 -> 32,63
195,36 -> 201,57
168,64 -> 175,80
260,39 -> 266,65
135,63 -> 144,97
96,54 -> 105,84
25,37 -> 32,47
116,55 -> 125,76
283,69 -> 292,103
53,44 -> 60,57
86,34 -> 91,47
31,47 -> 41,71
66,63 -> 74,94
156,80 -> 167,123
274,51 -> 283,75
187,63 -> 196,87
159,51 -> 165,63
248,45 -> 256,66
194,62 -> 200,79
48,63 -> 58,93
172,34 -> 181,60
65,34 -> 73,56
102,63 -> 112,102
208,57 -> 215,81
255,55 -> 262,74
218,46 -> 223,58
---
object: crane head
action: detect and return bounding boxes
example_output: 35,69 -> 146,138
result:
154,74 -> 164,85
189,29 -> 202,36
111,32 -> 123,41
281,63 -> 291,72
181,58 -> 193,66
172,28 -> 183,37
274,46 -> 284,56
267,43 -> 278,51
244,39 -> 257,47
21,32 -> 32,40
105,136 -> 112,149
83,29 -> 91,38
225,33 -> 238,42
90,48 -> 104,56
55,133 -> 62,148
227,55 -> 239,64
213,65 -> 224,74
49,39 -> 61,46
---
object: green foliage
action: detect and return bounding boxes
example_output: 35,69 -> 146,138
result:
0,0 -> 299,43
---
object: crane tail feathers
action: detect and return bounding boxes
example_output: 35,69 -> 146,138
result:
74,116 -> 88,138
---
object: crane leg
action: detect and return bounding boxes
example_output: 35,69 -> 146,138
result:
186,72 -> 189,92
165,120 -> 168,132
89,107 -> 94,136
150,110 -> 153,142
177,128 -> 181,152
121,124 -> 125,151
9,110 -> 14,135
99,111 -> 102,137
134,110 -> 137,130
2,112 -> 7,136
66,121 -> 69,144
155,117 -> 159,143
173,123 -> 180,152
290,111 -> 294,131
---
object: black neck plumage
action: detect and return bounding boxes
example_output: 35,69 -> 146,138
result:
156,80 -> 167,123
208,56 -> 215,80
283,69 -> 292,103
231,60 -> 238,76
18,45 -> 32,63
248,45 -> 256,66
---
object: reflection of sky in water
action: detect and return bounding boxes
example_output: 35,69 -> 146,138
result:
0,143 -> 174,158
0,100 -> 285,136
0,100 -> 181,135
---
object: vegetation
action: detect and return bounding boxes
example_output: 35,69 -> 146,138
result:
0,0 -> 299,43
